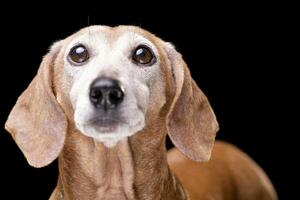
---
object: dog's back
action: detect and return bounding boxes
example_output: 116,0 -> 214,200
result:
168,141 -> 278,200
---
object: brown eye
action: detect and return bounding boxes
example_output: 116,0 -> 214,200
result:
68,44 -> 89,64
132,45 -> 156,65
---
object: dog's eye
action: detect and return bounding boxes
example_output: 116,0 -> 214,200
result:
68,44 -> 89,64
132,45 -> 156,65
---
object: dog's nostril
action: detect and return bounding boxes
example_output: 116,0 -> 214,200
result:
90,88 -> 103,104
89,77 -> 124,109
108,88 -> 124,107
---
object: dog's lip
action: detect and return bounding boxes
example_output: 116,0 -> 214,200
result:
88,117 -> 123,126
94,125 -> 118,133
86,117 -> 125,133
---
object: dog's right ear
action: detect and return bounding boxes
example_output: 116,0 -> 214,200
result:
5,41 -> 67,168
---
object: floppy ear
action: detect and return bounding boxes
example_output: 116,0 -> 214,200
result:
5,42 -> 67,168
165,43 -> 219,162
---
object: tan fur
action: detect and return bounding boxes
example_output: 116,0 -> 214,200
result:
168,142 -> 278,200
5,25 -> 277,200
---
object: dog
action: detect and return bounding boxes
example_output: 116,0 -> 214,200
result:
5,25 -> 278,200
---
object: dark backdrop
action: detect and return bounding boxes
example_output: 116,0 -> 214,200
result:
0,2 -> 297,199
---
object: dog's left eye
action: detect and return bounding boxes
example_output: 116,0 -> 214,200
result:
68,44 -> 89,64
132,45 -> 156,65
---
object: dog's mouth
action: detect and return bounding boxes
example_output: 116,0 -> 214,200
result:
76,110 -> 145,147
87,117 -> 125,133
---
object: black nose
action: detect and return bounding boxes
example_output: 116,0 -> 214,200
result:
89,77 -> 124,110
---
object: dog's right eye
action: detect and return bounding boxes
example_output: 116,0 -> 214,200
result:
68,44 -> 89,64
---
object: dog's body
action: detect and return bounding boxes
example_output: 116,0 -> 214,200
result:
5,25 -> 277,200
168,142 -> 277,200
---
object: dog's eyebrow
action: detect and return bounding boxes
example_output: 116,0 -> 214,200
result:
123,31 -> 138,49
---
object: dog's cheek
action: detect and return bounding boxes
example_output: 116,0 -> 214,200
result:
149,73 -> 166,113
68,70 -> 90,110
132,81 -> 150,114
69,83 -> 80,111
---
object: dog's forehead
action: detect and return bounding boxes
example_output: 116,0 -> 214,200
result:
66,25 -> 161,49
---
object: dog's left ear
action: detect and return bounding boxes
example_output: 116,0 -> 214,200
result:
165,43 -> 219,162
5,41 -> 67,168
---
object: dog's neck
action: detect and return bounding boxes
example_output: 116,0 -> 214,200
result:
55,124 -> 187,200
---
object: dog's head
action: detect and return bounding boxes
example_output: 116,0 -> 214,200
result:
5,25 -> 218,167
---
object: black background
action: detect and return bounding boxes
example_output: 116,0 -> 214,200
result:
0,2 -> 297,199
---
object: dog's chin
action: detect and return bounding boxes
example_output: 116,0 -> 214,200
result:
76,119 -> 145,148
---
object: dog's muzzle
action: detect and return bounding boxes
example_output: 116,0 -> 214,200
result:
89,77 -> 124,110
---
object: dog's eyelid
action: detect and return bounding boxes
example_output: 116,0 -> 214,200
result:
136,42 -> 157,54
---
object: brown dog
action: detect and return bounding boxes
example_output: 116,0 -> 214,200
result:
5,25 -> 277,200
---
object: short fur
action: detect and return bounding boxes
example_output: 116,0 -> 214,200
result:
5,25 -> 277,200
